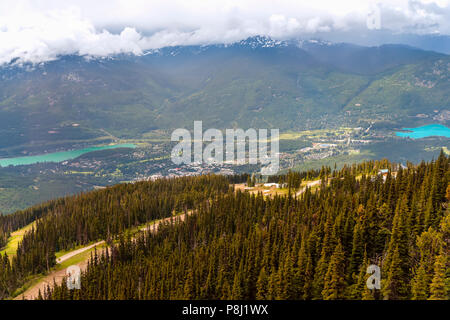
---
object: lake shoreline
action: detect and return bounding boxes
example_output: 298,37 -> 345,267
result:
395,124 -> 450,139
0,143 -> 136,167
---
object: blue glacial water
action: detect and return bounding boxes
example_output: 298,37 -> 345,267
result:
395,124 -> 450,139
0,143 -> 136,167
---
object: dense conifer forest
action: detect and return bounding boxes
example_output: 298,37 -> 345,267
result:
1,153 -> 449,300
0,175 -> 230,299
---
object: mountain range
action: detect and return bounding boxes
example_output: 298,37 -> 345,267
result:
0,36 -> 449,157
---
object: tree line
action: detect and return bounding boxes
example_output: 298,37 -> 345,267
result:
42,152 -> 448,300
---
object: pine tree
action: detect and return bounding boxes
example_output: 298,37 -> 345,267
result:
411,227 -> 441,299
231,273 -> 242,299
429,253 -> 448,300
322,241 -> 346,300
256,267 -> 268,300
183,269 -> 195,299
382,245 -> 409,299
266,269 -> 278,300
247,176 -> 252,187
349,251 -> 376,300
348,222 -> 364,282
411,263 -> 428,300
383,195 -> 410,299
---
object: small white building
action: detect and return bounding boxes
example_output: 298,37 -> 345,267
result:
263,183 -> 280,188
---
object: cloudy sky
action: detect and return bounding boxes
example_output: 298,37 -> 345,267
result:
1,0 -> 449,64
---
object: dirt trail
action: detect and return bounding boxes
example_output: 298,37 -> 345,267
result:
15,212 -> 192,300
295,180 -> 321,197
15,260 -> 90,300
56,241 -> 105,264
143,213 -> 188,233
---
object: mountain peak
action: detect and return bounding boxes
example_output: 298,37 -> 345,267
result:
233,36 -> 288,49
296,39 -> 334,48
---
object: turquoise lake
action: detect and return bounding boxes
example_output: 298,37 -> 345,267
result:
0,144 -> 136,167
395,124 -> 450,139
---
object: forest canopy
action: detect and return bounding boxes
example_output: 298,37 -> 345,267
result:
1,153 -> 449,300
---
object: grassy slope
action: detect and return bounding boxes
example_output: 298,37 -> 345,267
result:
0,221 -> 36,258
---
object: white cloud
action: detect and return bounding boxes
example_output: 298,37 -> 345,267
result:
0,0 -> 449,64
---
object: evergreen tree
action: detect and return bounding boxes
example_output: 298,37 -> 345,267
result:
429,253 -> 448,300
382,245 -> 409,299
256,267 -> 268,300
322,241 -> 346,300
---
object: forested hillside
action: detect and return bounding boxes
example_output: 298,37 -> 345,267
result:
34,152 -> 450,300
0,175 -> 230,299
1,154 -> 448,300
